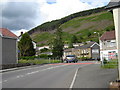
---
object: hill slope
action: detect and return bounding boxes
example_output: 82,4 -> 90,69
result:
29,7 -> 114,46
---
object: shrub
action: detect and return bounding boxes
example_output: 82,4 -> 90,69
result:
80,57 -> 90,61
103,58 -> 108,64
19,54 -> 53,60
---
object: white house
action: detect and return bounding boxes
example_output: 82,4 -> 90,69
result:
106,0 -> 120,80
99,30 -> 118,61
37,45 -> 50,51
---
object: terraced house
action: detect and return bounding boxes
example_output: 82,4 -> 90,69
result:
0,28 -> 18,64
99,30 -> 118,61
64,42 -> 100,60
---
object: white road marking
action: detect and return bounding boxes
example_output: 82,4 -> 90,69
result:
3,80 -> 7,83
69,68 -> 78,89
25,65 -> 68,76
2,64 -> 68,83
69,64 -> 90,89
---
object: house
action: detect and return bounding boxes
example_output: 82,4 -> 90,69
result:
0,28 -> 18,64
99,31 -> 118,61
64,42 -> 100,60
106,0 -> 120,80
37,45 -> 50,51
64,43 -> 84,49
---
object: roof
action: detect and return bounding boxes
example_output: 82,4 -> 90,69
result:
100,30 -> 115,41
76,42 -> 98,49
106,0 -> 120,9
0,28 -> 17,39
64,48 -> 72,52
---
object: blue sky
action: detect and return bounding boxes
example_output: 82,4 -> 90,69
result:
1,0 -> 110,35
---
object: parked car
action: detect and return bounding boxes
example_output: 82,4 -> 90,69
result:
64,55 -> 78,63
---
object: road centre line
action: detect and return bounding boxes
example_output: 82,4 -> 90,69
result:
69,64 -> 90,89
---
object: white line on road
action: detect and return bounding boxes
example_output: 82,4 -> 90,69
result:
2,64 -> 68,83
69,68 -> 78,89
69,64 -> 90,89
25,64 -> 68,76
3,80 -> 8,83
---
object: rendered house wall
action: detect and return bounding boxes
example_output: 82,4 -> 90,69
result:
0,36 -> 2,90
0,36 -> 2,65
113,8 -> 120,79
2,37 -> 17,64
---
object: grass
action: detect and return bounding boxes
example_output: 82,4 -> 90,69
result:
32,32 -> 54,43
101,59 -> 118,69
91,12 -> 113,21
61,12 -> 113,29
18,59 -> 62,64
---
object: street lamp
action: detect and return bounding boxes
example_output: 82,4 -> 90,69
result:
106,0 -> 120,80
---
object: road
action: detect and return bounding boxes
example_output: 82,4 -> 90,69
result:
1,61 -> 118,89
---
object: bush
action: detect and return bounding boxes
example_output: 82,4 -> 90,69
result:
19,54 -> 53,60
103,58 -> 108,64
101,59 -> 118,69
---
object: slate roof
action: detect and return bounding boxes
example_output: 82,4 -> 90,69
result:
75,42 -> 97,49
0,28 -> 17,39
100,30 -> 115,41
106,0 -> 120,9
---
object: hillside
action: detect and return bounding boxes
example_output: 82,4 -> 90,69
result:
29,7 -> 114,46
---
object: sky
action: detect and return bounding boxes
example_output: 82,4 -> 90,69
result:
0,0 -> 110,36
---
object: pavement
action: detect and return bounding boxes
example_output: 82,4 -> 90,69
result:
0,61 -> 118,89
73,64 -> 118,88
0,64 -> 47,73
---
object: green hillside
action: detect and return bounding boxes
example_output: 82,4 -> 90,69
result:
30,8 -> 114,46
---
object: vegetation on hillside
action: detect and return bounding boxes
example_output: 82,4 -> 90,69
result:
30,7 -> 115,46
28,7 -> 105,34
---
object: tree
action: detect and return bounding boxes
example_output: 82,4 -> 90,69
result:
68,35 -> 78,48
52,28 -> 64,58
18,33 -> 35,57
68,41 -> 74,48
71,35 -> 78,43
86,31 -> 91,37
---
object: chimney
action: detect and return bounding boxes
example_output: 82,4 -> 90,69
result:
21,32 -> 23,36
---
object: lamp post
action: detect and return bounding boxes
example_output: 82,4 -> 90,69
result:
106,0 -> 120,80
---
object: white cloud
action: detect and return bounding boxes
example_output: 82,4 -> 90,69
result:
37,0 -> 93,23
2,0 -> 110,33
11,29 -> 29,36
80,0 -> 110,7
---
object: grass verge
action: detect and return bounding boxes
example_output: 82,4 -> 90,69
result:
101,59 -> 118,69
